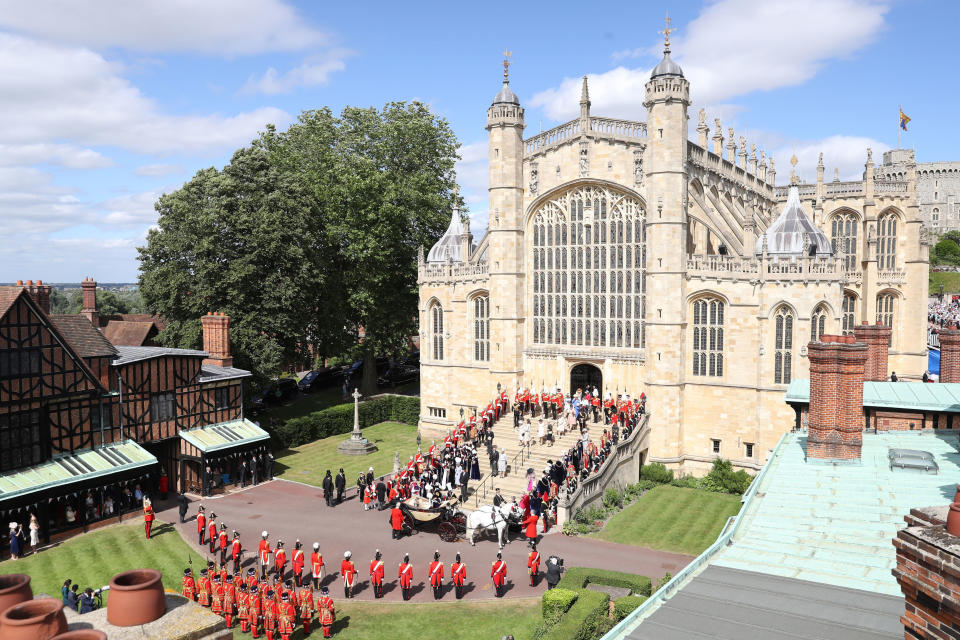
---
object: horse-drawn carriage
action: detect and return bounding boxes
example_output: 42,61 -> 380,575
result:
397,496 -> 466,543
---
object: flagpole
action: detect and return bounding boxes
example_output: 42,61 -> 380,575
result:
897,104 -> 901,149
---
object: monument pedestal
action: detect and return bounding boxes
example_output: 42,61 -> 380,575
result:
337,388 -> 379,456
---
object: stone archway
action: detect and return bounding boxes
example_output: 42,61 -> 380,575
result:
570,363 -> 602,397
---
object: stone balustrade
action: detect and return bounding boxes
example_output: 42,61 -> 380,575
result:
525,119 -> 581,155
825,181 -> 864,196
686,254 -> 845,282
589,117 -> 646,140
774,179 -> 908,200
523,116 -> 646,157
875,180 -> 908,194
417,261 -> 489,284
876,269 -> 907,285
686,141 -> 774,203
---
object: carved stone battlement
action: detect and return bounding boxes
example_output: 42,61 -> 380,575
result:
417,261 -> 489,285
687,141 -> 775,204
685,253 -> 846,283
523,116 -> 646,158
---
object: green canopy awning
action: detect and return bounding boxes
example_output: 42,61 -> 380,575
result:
0,440 -> 157,502
785,379 -> 960,413
179,418 -> 269,454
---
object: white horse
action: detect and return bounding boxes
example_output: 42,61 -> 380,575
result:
465,502 -> 522,549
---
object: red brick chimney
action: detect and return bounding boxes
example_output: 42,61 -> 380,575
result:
940,327 -> 960,383
201,312 -> 233,368
806,334 -> 868,461
20,279 -> 52,314
853,321 -> 891,381
81,277 -> 98,327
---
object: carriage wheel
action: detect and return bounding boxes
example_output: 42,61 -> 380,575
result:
438,522 -> 457,543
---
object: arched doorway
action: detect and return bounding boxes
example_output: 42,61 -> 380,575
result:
570,363 -> 602,396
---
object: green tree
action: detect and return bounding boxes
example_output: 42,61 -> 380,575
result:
138,143 -> 324,381
933,238 -> 960,266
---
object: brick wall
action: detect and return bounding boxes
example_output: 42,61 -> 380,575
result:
806,334 -> 868,460
875,411 -> 926,431
201,312 -> 232,368
853,321 -> 891,381
940,328 -> 960,384
893,521 -> 960,639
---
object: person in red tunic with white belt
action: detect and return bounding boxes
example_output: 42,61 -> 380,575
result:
311,542 -> 324,589
291,540 -> 305,587
340,551 -> 357,599
491,551 -> 507,598
218,523 -> 229,566
428,550 -> 444,600
528,543 -> 541,586
259,531 -> 271,580
369,549 -> 385,599
208,512 -> 218,554
196,504 -> 206,545
273,540 -> 287,583
450,552 -> 467,600
231,531 -> 243,576
398,553 -> 414,601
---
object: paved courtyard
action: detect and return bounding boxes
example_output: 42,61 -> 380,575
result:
157,479 -> 691,602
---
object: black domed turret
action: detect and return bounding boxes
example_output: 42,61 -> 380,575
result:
650,50 -> 683,79
492,49 -> 520,105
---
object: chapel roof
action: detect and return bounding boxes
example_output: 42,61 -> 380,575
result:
492,81 -> 520,106
754,186 -> 833,257
650,50 -> 684,79
426,208 -> 468,264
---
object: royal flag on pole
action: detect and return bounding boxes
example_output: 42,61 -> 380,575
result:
900,108 -> 911,131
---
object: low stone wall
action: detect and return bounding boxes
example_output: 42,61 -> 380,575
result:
557,413 -> 650,525
58,592 -> 229,640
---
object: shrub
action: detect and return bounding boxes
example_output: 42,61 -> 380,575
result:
586,505 -> 607,523
573,508 -> 591,525
541,588 -> 609,640
603,487 -> 624,509
669,475 -> 699,489
640,462 -> 673,484
273,395 -> 419,447
654,572 -> 673,591
541,588 -> 578,625
561,521 -> 592,536
557,567 -> 652,597
612,595 -> 647,621
700,458 -> 754,495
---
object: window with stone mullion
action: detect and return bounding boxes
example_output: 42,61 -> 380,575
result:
774,307 -> 793,384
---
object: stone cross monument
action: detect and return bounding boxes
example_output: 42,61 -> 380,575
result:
337,388 -> 379,455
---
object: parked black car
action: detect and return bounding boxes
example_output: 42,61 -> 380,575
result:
400,351 -> 420,367
298,367 -> 342,392
252,377 -> 299,407
377,365 -> 420,388
345,356 -> 390,380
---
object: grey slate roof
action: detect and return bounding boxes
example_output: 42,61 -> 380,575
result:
198,363 -> 252,383
427,208 -> 468,263
492,81 -> 520,105
627,565 -> 902,640
112,345 -> 207,365
650,51 -> 683,78
755,185 -> 833,257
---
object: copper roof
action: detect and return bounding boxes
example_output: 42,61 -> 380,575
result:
102,320 -> 156,346
49,314 -> 118,358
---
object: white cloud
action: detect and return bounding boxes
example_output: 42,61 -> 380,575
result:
100,190 -> 164,226
771,135 -> 888,183
0,0 -> 329,55
242,50 -> 351,95
0,143 -> 112,169
0,34 -> 291,154
134,163 -> 184,177
531,0 -> 889,121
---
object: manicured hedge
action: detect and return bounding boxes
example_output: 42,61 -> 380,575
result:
613,595 -> 647,621
556,567 -> 653,597
273,395 -> 420,447
540,588 -> 610,640
541,588 -> 578,625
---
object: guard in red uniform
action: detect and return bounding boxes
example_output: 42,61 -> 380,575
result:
142,497 -> 155,539
317,587 -> 335,638
428,550 -> 444,600
528,543 -> 541,586
297,582 -> 314,636
231,531 -> 243,575
223,573 -> 236,628
292,540 -> 305,587
197,568 -> 211,607
259,531 -> 272,580
491,552 -> 507,598
208,513 -> 218,554
310,543 -> 324,589
340,551 -> 357,599
369,550 -> 385,599
390,502 -> 404,539
262,589 -> 277,640
237,583 -> 250,633
246,566 -> 259,591
398,553 -> 413,601
248,584 -> 263,638
274,540 -> 287,582
196,505 -> 206,545
451,552 -> 466,600
218,524 -> 229,566
522,512 -> 539,547
182,568 -> 196,601
277,592 -> 296,640
211,574 -> 224,617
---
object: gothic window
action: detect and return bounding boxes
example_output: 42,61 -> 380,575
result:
877,213 -> 898,270
529,185 -> 646,349
474,296 -> 489,361
830,212 -> 859,271
842,294 -> 856,335
431,302 -> 444,359
876,293 -> 895,329
692,298 -> 724,377
811,305 -> 827,342
774,306 -> 794,385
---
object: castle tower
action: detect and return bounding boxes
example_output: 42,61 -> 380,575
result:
485,51 -> 525,383
643,20 -> 690,457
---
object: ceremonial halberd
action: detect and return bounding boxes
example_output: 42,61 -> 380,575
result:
417,35 -> 927,474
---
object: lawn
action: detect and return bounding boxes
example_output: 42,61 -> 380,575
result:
0,519 -> 195,602
274,421 -> 419,487
330,597 -> 541,640
930,271 -> 960,295
592,485 -> 742,555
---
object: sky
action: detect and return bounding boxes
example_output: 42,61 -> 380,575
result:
0,0 -> 956,282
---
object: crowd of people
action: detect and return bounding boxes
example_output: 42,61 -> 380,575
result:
929,296 -> 960,330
